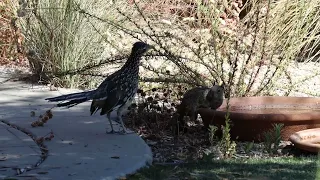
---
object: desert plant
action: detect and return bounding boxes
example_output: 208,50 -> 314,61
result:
218,99 -> 237,158
244,141 -> 255,154
204,84 -> 237,159
202,129 -> 223,161
10,0 -> 319,99
263,123 -> 284,154
264,0 -> 320,96
267,0 -> 320,63
16,0 -> 138,88
208,124 -> 219,145
71,0 -> 298,97
11,0 -> 293,97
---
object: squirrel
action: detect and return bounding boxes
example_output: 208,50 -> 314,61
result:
174,82 -> 225,133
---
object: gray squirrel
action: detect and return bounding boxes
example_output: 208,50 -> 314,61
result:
175,82 -> 225,132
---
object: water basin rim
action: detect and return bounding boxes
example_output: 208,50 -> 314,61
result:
199,108 -> 320,122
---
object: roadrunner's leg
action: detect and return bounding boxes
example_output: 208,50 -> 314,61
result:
106,113 -> 117,134
117,110 -> 134,134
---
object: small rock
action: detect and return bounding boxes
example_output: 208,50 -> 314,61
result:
146,140 -> 157,145
111,156 -> 120,159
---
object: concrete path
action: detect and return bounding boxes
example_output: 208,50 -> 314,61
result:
0,74 -> 152,180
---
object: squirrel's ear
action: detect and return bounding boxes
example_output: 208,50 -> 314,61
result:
221,82 -> 225,88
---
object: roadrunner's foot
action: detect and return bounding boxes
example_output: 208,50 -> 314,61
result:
115,114 -> 134,134
105,128 -> 133,134
106,129 -> 118,134
118,128 -> 135,135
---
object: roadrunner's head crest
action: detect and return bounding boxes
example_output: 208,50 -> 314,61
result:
131,41 -> 153,56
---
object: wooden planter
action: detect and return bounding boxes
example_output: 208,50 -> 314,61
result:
198,96 -> 320,142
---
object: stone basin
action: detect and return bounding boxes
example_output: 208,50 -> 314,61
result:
198,96 -> 320,142
289,128 -> 320,153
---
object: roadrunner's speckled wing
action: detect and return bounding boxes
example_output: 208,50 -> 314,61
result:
45,41 -> 153,134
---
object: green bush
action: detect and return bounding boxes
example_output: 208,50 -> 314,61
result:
263,123 -> 284,154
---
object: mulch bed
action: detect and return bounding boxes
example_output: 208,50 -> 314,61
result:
0,0 -> 28,67
122,90 -> 307,164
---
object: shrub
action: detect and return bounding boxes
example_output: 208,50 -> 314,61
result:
16,0 -> 137,88
263,123 -> 284,154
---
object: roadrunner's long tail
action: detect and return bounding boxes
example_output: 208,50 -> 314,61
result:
45,90 -> 95,108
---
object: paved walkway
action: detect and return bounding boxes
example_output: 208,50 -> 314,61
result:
0,74 -> 152,180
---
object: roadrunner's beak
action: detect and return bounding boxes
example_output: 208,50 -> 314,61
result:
146,44 -> 154,51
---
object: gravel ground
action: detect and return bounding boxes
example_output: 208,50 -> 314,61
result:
276,62 -> 320,97
0,64 -> 31,78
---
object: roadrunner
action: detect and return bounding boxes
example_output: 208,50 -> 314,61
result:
45,41 -> 152,134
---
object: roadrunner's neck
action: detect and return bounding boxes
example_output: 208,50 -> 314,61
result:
120,52 -> 143,77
